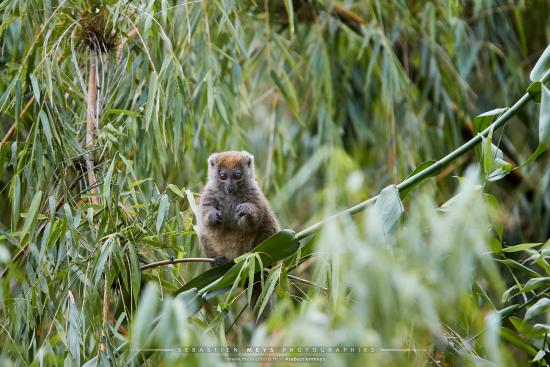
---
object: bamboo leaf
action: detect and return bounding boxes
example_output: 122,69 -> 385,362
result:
67,292 -> 81,365
473,108 -> 508,134
145,71 -> 158,130
527,81 -> 541,103
525,298 -> 550,320
156,194 -> 169,233
11,175 -> 20,229
502,243 -> 542,253
167,184 -> 185,199
175,288 -> 203,315
103,157 -> 117,208
256,265 -> 281,320
38,110 -> 53,148
539,85 -> 550,148
521,277 -> 550,293
374,185 -> 404,236
21,190 -> 43,241
530,44 -> 550,82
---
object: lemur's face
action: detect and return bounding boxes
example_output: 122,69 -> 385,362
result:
208,151 -> 254,194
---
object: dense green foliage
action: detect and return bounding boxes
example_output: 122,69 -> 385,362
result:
0,0 -> 549,365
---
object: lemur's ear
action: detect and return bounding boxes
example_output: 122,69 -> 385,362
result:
242,151 -> 254,167
208,153 -> 218,167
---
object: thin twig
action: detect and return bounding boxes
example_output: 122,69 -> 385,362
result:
287,274 -> 328,292
259,268 -> 327,293
0,97 -> 35,146
140,257 -> 214,271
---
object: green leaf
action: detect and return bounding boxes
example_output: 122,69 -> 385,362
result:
103,157 -> 116,208
246,255 -> 256,305
533,350 -> 545,363
500,326 -> 538,356
480,128 -> 511,182
502,243 -> 542,253
144,71 -> 158,130
473,108 -> 508,134
21,191 -> 43,241
530,44 -> 550,82
539,85 -> 550,148
521,277 -> 550,293
374,185 -> 404,236
156,194 -> 169,233
175,261 -> 235,295
94,239 -> 113,284
185,189 -> 198,215
175,288 -> 203,315
0,72 -> 19,111
525,298 -> 550,320
484,193 -> 503,241
204,230 -> 299,293
127,244 -> 141,305
494,259 -> 541,277
167,184 -> 185,199
510,316 -> 544,339
527,81 -> 542,103
38,110 -> 53,148
30,73 -> 40,104
482,127 -> 495,175
256,265 -> 281,320
133,284 -> 159,346
11,175 -> 20,230
67,292 -> 81,365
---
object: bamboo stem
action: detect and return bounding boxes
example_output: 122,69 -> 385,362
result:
140,257 -> 214,271
85,50 -> 99,204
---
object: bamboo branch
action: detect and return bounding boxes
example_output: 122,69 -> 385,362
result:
140,257 -> 214,271
85,50 -> 100,204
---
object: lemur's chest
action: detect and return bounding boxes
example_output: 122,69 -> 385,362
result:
218,196 -> 240,228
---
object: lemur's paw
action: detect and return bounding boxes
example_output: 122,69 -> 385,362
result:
212,256 -> 230,266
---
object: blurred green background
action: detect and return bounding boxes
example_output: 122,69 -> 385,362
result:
0,0 -> 549,365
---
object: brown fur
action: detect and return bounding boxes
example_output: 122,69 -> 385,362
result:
216,152 -> 245,169
199,151 -> 280,260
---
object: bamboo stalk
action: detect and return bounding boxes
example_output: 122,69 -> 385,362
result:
140,257 -> 214,271
85,50 -> 100,204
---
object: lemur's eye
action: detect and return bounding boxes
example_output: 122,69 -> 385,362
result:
219,173 -> 227,180
233,172 -> 241,179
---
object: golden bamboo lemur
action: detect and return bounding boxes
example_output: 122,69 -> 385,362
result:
199,151 -> 280,263
199,151 -> 280,315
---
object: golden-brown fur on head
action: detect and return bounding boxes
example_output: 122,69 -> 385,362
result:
208,151 -> 253,169
206,151 -> 256,190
